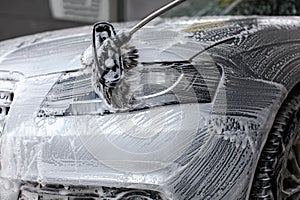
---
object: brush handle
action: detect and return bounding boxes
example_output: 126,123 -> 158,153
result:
129,0 -> 187,35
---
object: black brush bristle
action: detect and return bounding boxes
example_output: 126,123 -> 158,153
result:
122,45 -> 139,70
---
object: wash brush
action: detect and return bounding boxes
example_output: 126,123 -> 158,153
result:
81,0 -> 187,108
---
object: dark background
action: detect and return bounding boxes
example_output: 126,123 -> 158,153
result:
1,0 -> 298,41
0,0 -> 171,41
0,0 -> 85,41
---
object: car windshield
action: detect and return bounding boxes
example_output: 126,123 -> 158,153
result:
162,0 -> 300,17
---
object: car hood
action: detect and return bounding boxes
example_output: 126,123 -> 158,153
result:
0,18 -> 208,77
1,16 -> 299,77
0,17 -> 278,77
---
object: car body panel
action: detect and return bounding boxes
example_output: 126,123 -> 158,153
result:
0,16 -> 300,199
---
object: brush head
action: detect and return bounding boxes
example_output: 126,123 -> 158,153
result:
122,45 -> 139,70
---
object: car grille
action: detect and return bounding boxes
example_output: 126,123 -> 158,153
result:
0,71 -> 22,134
18,182 -> 165,200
